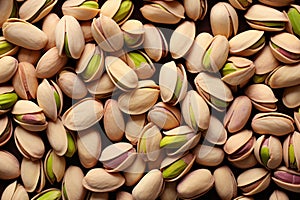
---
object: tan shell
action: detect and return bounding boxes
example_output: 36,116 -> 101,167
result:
230,153 -> 258,169
228,0 -> 252,10
0,115 -> 13,147
132,169 -> 164,200
1,181 -> 29,200
116,191 -> 134,200
0,150 -> 20,180
86,72 -> 115,99
42,13 -> 60,51
125,114 -> 146,145
121,19 -> 144,48
251,112 -> 294,136
283,131 -> 300,170
46,119 -> 68,156
214,166 -> 237,200
0,56 -> 18,84
101,0 -> 134,25
283,85 -> 300,108
62,98 -> 104,131
194,144 -> 225,166
0,0 -> 14,28
44,150 -> 66,185
184,0 -> 208,21
17,48 -> 41,65
82,168 -> 125,192
123,155 -> 146,186
62,0 -> 99,20
80,20 -> 94,43
269,190 -> 289,200
204,115 -> 227,145
21,158 -> 45,193
177,169 -> 214,199
272,166 -> 300,193
160,182 -> 178,200
258,0 -> 294,7
253,45 -> 280,75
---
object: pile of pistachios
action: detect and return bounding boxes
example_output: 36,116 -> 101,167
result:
1,0 -> 300,199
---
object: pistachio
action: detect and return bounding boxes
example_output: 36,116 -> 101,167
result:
184,0 -> 208,21
283,131 -> 300,171
44,150 -> 66,185
62,0 -> 99,21
228,0 -> 252,10
287,5 -> 300,38
125,114 -> 146,145
194,143 -> 225,167
65,131 -> 76,157
121,19 -> 145,48
31,188 -> 61,200
258,0 -> 294,7
123,155 -> 146,186
1,181 -> 29,200
86,72 -> 115,99
0,92 -> 18,111
0,150 -> 20,180
269,190 -> 289,200
266,64 -> 300,88
0,38 -> 18,58
46,119 -> 68,156
160,182 -> 178,200
0,115 -> 13,146
0,0 -> 14,28
126,51 -> 155,79
17,48 -> 41,66
42,13 -> 60,50
204,116 -> 227,145
214,166 -> 237,200
272,166 -> 300,193
283,85 -> 300,108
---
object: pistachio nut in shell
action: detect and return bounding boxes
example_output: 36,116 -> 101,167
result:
62,98 -> 104,131
272,166 -> 300,193
203,115 -> 227,145
91,14 -> 124,52
17,48 -> 41,66
269,190 -> 289,200
254,135 -> 282,169
251,112 -> 294,136
118,80 -> 159,115
42,13 -> 60,50
123,155 -> 146,186
0,85 -> 18,115
12,62 -> 38,100
1,181 -> 29,200
82,168 -> 125,192
160,182 -> 178,200
3,18 -> 48,50
62,166 -> 87,200
55,15 -> 85,59
224,96 -> 252,133
245,4 -> 288,32
159,61 -> 187,105
19,0 -> 58,23
99,142 -> 136,172
283,131 -> 300,171
12,100 -> 48,132
140,1 -> 185,24
183,0 -> 207,21
194,143 -> 225,166
283,84 -> 300,108
86,72 -> 115,99
214,166 -> 237,200
258,0 -> 294,7
210,2 -> 238,38
0,115 -> 13,147
194,72 -> 233,112
101,0 -> 134,25
270,32 -> 300,64
125,114 -> 146,145
287,4 -> 300,38
31,188 -> 62,200
0,150 -> 20,180
21,158 -> 45,193
237,167 -> 271,195
121,19 -> 145,48
0,0 -> 14,28
229,30 -> 265,57
62,0 -> 99,21
116,191 -> 133,200
177,169 -> 214,199
170,21 -> 195,59
228,0 -> 252,10
0,37 -> 18,59
46,119 -> 68,156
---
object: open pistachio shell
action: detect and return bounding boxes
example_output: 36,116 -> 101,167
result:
21,158 -> 45,193
0,85 -> 17,115
283,131 -> 300,171
62,0 -> 99,21
204,115 -> 227,145
269,190 -> 289,200
237,168 -> 271,195
82,168 -> 125,192
194,143 -> 225,166
101,0 -> 134,25
231,153 -> 258,169
31,188 -> 62,200
228,0 -> 252,10
125,114 -> 146,145
272,166 -> 300,193
62,98 -> 104,131
184,0 -> 207,21
121,19 -> 144,48
14,126 -> 45,159
44,150 -> 66,185
86,72 -> 115,99
253,45 -> 279,76
46,119 -> 68,156
0,37 -> 19,59
283,85 -> 300,108
0,115 -> 13,147
0,0 -> 14,28
123,155 -> 146,186
214,166 -> 237,200
0,150 -> 20,180
0,56 -> 18,84
1,181 -> 29,200
177,169 -> 214,199
42,13 -> 60,51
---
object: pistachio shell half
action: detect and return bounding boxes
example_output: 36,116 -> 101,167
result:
273,166 -> 300,193
214,166 -> 237,200
62,0 -> 100,21
121,19 -> 144,48
283,84 -> 300,108
44,150 -> 66,184
194,143 -> 225,167
1,181 -> 29,200
184,0 -> 208,21
203,115 -> 227,145
0,56 -> 18,84
283,131 -> 300,171
0,150 -> 20,180
101,0 -> 134,25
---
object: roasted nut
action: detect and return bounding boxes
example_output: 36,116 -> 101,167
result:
0,150 -> 20,180
283,131 -> 300,171
194,143 -> 225,166
273,166 -> 300,193
184,0 -> 208,21
62,0 -> 99,21
101,0 -> 134,25
214,166 -> 237,200
1,181 -> 29,200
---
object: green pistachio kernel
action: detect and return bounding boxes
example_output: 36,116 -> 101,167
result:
251,21 -> 286,28
64,34 -> 72,58
113,0 -> 133,23
37,190 -> 62,200
288,8 -> 300,38
79,1 -> 99,9
52,87 -> 61,111
46,152 -> 56,183
82,54 -> 101,80
210,96 -> 228,108
162,159 -> 187,179
0,41 -> 14,55
202,47 -> 212,70
260,146 -> 270,166
222,63 -> 238,76
65,132 -> 76,157
15,113 -> 46,125
139,137 -> 147,153
160,135 -> 188,148
128,52 -> 148,69
289,144 -> 297,169
253,74 -> 268,84
124,34 -> 140,46
170,74 -> 183,104
249,36 -> 265,49
0,93 -> 18,110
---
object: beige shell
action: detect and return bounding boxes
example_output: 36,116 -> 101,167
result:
0,150 -> 20,180
80,20 -> 94,43
62,98 -> 104,131
272,166 -> 300,193
253,45 -> 279,75
0,0 -> 14,28
184,0 -> 208,21
214,166 -> 237,200
62,0 -> 99,20
42,13 -> 60,51
123,155 -> 146,186
283,85 -> 300,108
269,190 -> 289,200
44,150 -> 66,185
160,182 -> 178,200
101,0 -> 134,25
82,168 -> 125,192
0,56 -> 18,84
0,115 -> 13,147
258,0 -> 294,7
116,191 -> 134,200
204,115 -> 227,145
1,181 -> 29,200
86,72 -> 115,99
17,48 -> 41,65
230,153 -> 258,169
125,114 -> 146,145
121,19 -> 145,48
46,119 -> 68,156
283,131 -> 300,170
177,169 -> 214,199
194,144 -> 225,166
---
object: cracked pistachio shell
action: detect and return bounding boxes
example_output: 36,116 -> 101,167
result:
121,19 -> 145,48
76,43 -> 104,83
100,142 -> 136,172
0,37 -> 18,59
253,45 -> 280,75
42,13 -> 60,50
57,69 -> 88,99
55,15 -> 85,59
214,166 -> 237,200
269,190 -> 289,200
12,62 -> 38,100
31,188 -> 62,200
210,2 -> 238,38
251,112 -> 294,136
183,0 -> 208,21
270,32 -> 300,64
21,158 -> 45,193
116,191 -> 133,200
1,181 -> 29,200
132,169 -> 164,200
140,1 -> 185,24
77,127 -> 101,168
245,4 -> 288,32
36,47 -> 68,79
286,4 -> 300,38
258,0 -> 294,7
229,30 -> 265,56
224,130 -> 256,161
0,56 -> 18,84
283,84 -> 300,108
143,24 -> 168,62
86,72 -> 115,99
204,116 -> 227,145
19,0 -> 58,23
0,115 -> 13,146
118,80 -> 160,115
177,169 -> 214,199
105,56 -> 138,91
160,182 -> 177,200
137,123 -> 162,162
224,96 -> 252,133
46,119 -> 68,156
245,84 -> 278,112
0,0 -> 13,28
14,126 -> 45,160
272,166 -> 300,193
17,48 -> 41,66
159,62 -> 187,105
228,0 -> 252,10
237,168 -> 271,195
194,72 -> 233,112
147,102 -> 181,130
125,114 -> 146,145
123,155 -> 146,186
254,135 -> 282,169
194,143 -> 225,166
3,18 -> 48,50
0,150 -> 20,180
91,14 -> 124,52
101,0 -> 134,25
182,90 -> 210,131
62,166 -> 87,200
11,100 -> 48,132
37,79 -> 63,121
82,168 -> 125,192
44,150 -> 66,185
62,0 -> 99,21
283,131 -> 300,170
62,98 -> 104,131
170,21 -> 195,59
222,57 -> 255,86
